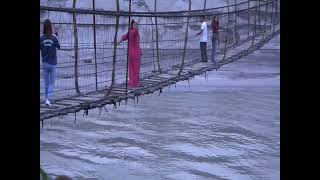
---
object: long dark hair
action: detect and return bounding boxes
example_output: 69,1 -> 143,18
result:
126,19 -> 137,37
212,15 -> 219,22
43,19 -> 53,36
201,15 -> 206,21
130,19 -> 136,29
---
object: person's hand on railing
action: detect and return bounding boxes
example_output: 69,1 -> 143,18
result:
112,40 -> 121,46
117,40 -> 122,46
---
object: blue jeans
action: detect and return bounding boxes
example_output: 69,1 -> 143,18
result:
211,33 -> 218,64
42,62 -> 56,101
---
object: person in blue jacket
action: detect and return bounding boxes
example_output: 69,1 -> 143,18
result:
40,19 -> 60,106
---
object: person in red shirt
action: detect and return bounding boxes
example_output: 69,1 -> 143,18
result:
118,20 -> 142,88
211,15 -> 220,70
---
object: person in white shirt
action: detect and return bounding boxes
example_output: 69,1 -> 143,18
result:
196,15 -> 208,62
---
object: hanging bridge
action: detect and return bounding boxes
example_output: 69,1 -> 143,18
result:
40,0 -> 280,124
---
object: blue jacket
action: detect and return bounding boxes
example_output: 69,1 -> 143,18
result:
40,34 -> 60,65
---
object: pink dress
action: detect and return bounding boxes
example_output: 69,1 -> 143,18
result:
121,28 -> 142,88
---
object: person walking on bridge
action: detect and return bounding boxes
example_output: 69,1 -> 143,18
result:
211,15 -> 220,70
196,15 -> 208,62
118,19 -> 142,88
40,19 -> 60,106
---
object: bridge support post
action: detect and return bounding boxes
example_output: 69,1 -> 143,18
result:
270,0 -> 273,32
125,0 -> 132,95
248,0 -> 250,38
72,0 -> 80,94
74,112 -> 77,124
273,0 -> 278,33
262,1 -> 267,39
227,0 -> 230,24
251,5 -> 258,47
178,0 -> 191,75
222,36 -> 228,62
154,0 -> 162,73
222,0 -> 231,64
108,0 -> 120,95
92,0 -> 98,91
258,0 -> 261,34
234,0 -> 238,44
151,18 -> 156,71
254,4 -> 257,36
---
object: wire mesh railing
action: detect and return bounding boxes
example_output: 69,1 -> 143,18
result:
40,0 -> 280,101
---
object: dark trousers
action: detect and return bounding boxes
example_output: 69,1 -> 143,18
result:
211,33 -> 218,63
200,42 -> 207,62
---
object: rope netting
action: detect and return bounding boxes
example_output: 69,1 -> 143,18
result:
40,0 -> 280,101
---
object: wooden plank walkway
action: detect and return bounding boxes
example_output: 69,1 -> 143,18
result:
40,28 -> 280,122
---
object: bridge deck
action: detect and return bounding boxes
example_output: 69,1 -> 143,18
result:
40,27 -> 280,122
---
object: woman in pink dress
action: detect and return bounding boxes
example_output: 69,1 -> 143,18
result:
118,20 -> 142,88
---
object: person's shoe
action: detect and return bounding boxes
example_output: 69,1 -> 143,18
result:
45,99 -> 52,107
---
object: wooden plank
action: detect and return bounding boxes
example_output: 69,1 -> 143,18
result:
190,64 -> 207,70
109,91 -> 126,95
166,69 -> 188,75
85,93 -> 107,98
104,94 -> 122,99
150,77 -> 166,82
148,77 -> 166,82
136,84 -> 150,88
63,98 -> 91,103
144,79 -> 162,83
139,82 -> 158,87
146,76 -> 164,80
183,66 -> 196,70
40,105 -> 61,109
53,101 -> 79,106
51,105 -> 68,109
158,74 -> 176,79
40,109 -> 47,114
40,107 -> 55,111
54,101 -> 81,107
111,88 -> 127,92
191,63 -> 209,68
74,96 -> 102,101
140,79 -> 155,84
110,90 -> 127,94
150,75 -> 168,79
54,100 -> 81,106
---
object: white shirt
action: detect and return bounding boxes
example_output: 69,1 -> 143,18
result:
200,21 -> 208,42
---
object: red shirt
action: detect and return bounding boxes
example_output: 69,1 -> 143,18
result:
211,21 -> 219,33
121,28 -> 142,58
